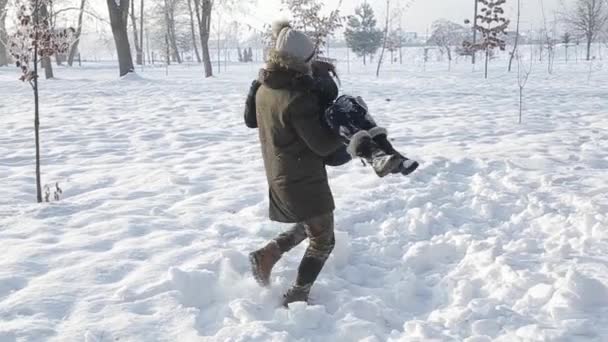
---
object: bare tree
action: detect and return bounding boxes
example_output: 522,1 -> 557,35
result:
428,19 -> 468,71
471,0 -> 479,64
163,0 -> 181,63
9,0 -> 74,202
540,0 -> 555,74
507,0 -> 521,72
140,0 -> 144,68
193,0 -> 212,76
281,0 -> 344,53
130,0 -> 143,64
563,32 -> 572,62
517,53 -> 532,124
107,0 -> 135,76
67,0 -> 86,66
562,0 -> 608,61
187,0 -> 201,62
376,0 -> 390,77
0,0 -> 8,66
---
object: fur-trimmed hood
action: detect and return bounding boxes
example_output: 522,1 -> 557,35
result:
265,48 -> 313,75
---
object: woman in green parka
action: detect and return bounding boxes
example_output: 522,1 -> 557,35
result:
247,21 -> 344,307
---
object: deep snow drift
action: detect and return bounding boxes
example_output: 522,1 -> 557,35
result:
1,57 -> 607,341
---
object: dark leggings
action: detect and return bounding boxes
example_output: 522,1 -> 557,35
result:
274,213 -> 335,288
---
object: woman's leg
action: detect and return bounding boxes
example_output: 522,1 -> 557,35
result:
250,223 -> 309,287
283,212 -> 336,306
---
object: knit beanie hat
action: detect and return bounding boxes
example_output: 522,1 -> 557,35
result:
268,20 -> 316,73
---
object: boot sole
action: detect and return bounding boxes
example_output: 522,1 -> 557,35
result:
401,161 -> 419,176
377,155 -> 404,177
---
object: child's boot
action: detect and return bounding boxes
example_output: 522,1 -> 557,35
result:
369,127 -> 419,176
347,131 -> 402,177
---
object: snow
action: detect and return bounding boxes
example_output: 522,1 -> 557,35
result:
1,54 -> 608,341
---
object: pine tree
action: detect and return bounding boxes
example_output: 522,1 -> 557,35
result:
344,3 -> 383,65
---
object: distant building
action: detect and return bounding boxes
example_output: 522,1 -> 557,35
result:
403,32 -> 418,41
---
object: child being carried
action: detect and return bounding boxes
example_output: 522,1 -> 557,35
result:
244,59 -> 419,177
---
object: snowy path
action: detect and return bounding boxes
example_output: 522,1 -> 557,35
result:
1,61 -> 607,341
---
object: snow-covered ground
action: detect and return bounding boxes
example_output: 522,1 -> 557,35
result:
1,57 -> 607,341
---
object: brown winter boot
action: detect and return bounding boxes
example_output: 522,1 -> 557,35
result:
249,241 -> 282,287
282,284 -> 311,307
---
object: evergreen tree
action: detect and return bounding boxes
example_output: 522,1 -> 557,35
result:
344,3 -> 383,65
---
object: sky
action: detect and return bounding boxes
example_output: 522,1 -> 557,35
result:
85,0 -> 567,35
248,0 -> 566,34
77,0 -> 568,56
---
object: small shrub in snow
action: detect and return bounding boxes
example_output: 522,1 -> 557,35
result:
517,53 -> 532,124
463,0 -> 510,79
43,182 -> 63,202
8,0 -> 74,203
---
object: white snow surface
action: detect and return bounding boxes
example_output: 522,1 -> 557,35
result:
1,59 -> 608,342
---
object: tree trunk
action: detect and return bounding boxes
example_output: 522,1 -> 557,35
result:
472,0 -> 478,64
586,34 -> 592,60
37,4 -> 54,78
146,29 -> 152,65
376,0 -> 390,78
130,0 -> 142,65
507,0 -> 520,72
484,48 -> 489,79
107,0 -> 135,77
519,87 -> 523,124
140,0 -> 144,67
187,0 -> 202,63
217,18 -> 221,73
202,39 -> 212,76
447,47 -> 452,71
41,56 -> 53,79
32,0 -> 42,202
363,54 -> 366,65
565,45 -> 568,63
165,34 -> 170,66
0,0 -> 7,66
68,0 -> 86,67
194,0 -> 213,77
164,0 -> 181,63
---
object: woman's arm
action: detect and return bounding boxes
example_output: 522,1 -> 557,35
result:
244,80 -> 261,128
